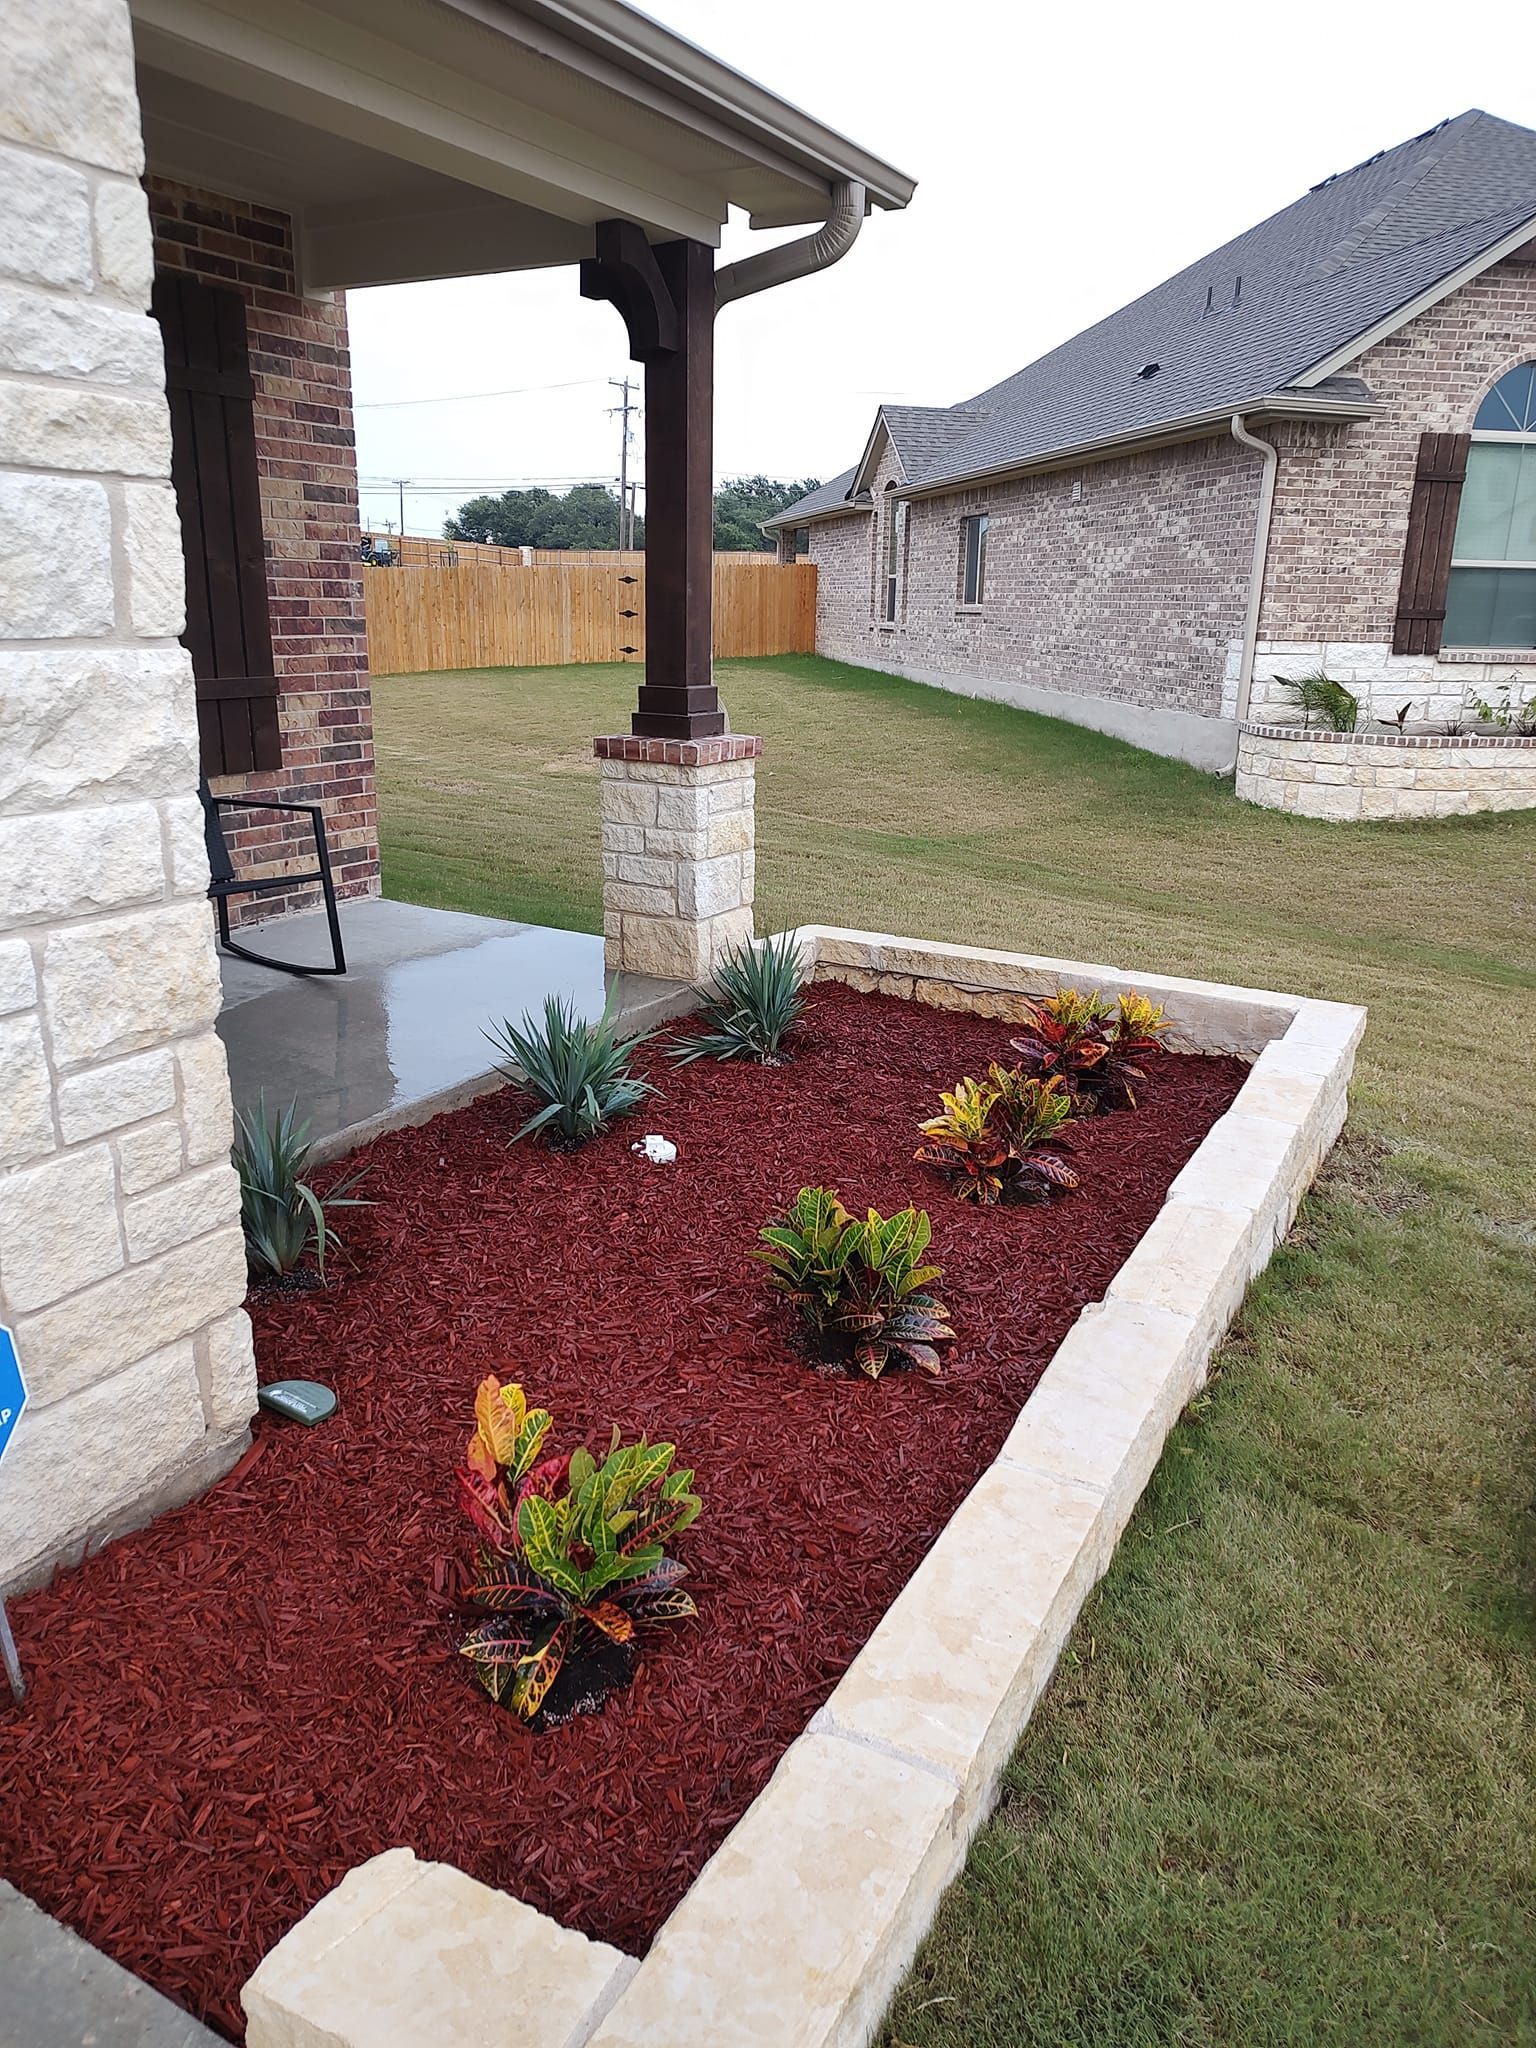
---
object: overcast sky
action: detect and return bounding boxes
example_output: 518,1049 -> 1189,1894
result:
349,0 -> 1530,539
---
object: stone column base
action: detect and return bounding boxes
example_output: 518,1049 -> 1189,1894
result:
594,735 -> 759,982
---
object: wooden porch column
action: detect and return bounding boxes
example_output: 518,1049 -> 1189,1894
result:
580,222 -> 723,739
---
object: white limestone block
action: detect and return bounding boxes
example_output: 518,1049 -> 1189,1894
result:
0,801 -> 165,929
0,475 -> 113,637
122,482 -> 188,637
0,0 -> 146,174
202,1309 -> 258,1431
0,939 -> 35,1013
124,1159 -> 242,1263
56,1045 -> 177,1142
178,1030 -> 239,1167
12,1221 -> 247,1406
0,646 -> 198,815
813,1459 -> 1104,1804
43,902 -> 223,1069
243,1848 -> 636,2048
0,1011 -> 54,1169
0,145 -> 91,287
93,176 -> 155,305
587,1733 -> 962,2048
0,385 -> 170,478
0,281 -> 161,385
115,1118 -> 186,1194
0,1142 -> 122,1312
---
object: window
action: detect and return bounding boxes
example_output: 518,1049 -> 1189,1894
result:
154,271 -> 281,776
881,492 -> 905,622
791,526 -> 810,559
960,513 -> 988,605
1444,363 -> 1536,649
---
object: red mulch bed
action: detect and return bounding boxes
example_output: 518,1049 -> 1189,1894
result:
0,984 -> 1246,2038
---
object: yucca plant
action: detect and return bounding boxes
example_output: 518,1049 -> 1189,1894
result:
486,989 -> 654,1147
916,1067 -> 1079,1204
1010,987 -> 1169,1112
456,1374 -> 701,1726
671,930 -> 806,1066
231,1094 -> 367,1281
752,1187 -> 954,1378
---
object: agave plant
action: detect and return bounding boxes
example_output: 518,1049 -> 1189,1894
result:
916,1067 -> 1079,1205
671,930 -> 805,1066
752,1187 -> 954,1378
231,1093 -> 367,1280
486,989 -> 654,1147
1010,987 -> 1169,1112
456,1375 -> 701,1725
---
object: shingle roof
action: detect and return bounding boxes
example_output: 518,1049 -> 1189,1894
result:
768,110 -> 1536,526
769,466 -> 862,523
874,404 -> 994,483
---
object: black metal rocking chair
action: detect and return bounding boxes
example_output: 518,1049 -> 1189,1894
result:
200,785 -> 347,977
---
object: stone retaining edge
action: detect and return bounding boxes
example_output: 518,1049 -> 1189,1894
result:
243,927 -> 1364,2048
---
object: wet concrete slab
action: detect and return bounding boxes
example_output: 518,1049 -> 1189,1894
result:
217,898 -> 694,1160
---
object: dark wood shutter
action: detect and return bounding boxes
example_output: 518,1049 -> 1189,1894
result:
154,272 -> 281,777
1391,431 -> 1470,655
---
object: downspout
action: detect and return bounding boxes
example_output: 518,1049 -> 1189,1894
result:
1230,413 -> 1278,726
715,179 -> 867,307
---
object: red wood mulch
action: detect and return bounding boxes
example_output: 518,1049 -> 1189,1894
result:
0,983 -> 1247,2039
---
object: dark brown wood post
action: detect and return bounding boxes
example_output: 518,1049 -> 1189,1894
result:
580,224 -> 723,740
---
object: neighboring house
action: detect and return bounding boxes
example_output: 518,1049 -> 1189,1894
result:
767,111 -> 1536,770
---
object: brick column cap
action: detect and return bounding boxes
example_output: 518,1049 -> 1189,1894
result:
593,734 -> 762,765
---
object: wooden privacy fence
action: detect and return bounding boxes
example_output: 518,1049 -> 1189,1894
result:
363,558 -> 816,675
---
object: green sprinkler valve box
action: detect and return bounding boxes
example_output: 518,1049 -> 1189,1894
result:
257,1379 -> 338,1426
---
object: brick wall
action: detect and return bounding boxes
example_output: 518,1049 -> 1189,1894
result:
1261,251 -> 1536,644
0,0 -> 256,1590
146,178 -> 378,920
808,428 -> 1262,725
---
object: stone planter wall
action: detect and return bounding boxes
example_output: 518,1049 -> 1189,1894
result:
1235,723 -> 1536,820
244,929 -> 1363,2048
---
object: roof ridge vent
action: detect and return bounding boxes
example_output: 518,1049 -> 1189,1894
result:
1309,115 -> 1452,193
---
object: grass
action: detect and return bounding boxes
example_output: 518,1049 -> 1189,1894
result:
374,653 -> 1535,2046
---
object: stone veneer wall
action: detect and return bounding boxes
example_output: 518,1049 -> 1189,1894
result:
1234,724 -> 1536,819
0,0 -> 257,1589
146,178 -> 378,921
1239,249 -> 1536,723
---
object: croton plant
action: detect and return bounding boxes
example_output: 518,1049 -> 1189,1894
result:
456,1376 -> 701,1727
753,1187 -> 954,1379
915,1066 -> 1079,1205
1009,987 -> 1170,1112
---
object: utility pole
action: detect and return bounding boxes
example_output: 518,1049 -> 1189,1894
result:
608,377 -> 639,550
392,477 -> 409,540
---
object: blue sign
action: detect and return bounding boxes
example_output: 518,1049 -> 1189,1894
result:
0,1327 -> 26,1470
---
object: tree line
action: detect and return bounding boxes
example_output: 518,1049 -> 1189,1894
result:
442,476 -> 818,553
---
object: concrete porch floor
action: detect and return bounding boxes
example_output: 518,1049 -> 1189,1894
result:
216,897 -> 695,1159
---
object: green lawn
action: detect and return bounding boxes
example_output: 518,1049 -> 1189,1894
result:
374,654 -> 1535,2047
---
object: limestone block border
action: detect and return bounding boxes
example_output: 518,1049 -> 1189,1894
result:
244,927 -> 1364,2048
1235,720 -> 1536,819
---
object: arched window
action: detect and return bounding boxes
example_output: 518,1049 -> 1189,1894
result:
1444,363 -> 1536,648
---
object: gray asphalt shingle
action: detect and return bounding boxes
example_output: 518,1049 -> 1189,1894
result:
769,110 -> 1536,526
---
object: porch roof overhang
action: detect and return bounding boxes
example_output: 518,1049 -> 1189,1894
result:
130,0 -> 915,292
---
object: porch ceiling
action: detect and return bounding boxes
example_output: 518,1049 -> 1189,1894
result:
130,0 -> 913,291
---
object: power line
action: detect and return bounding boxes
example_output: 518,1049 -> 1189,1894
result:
355,376 -> 609,409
